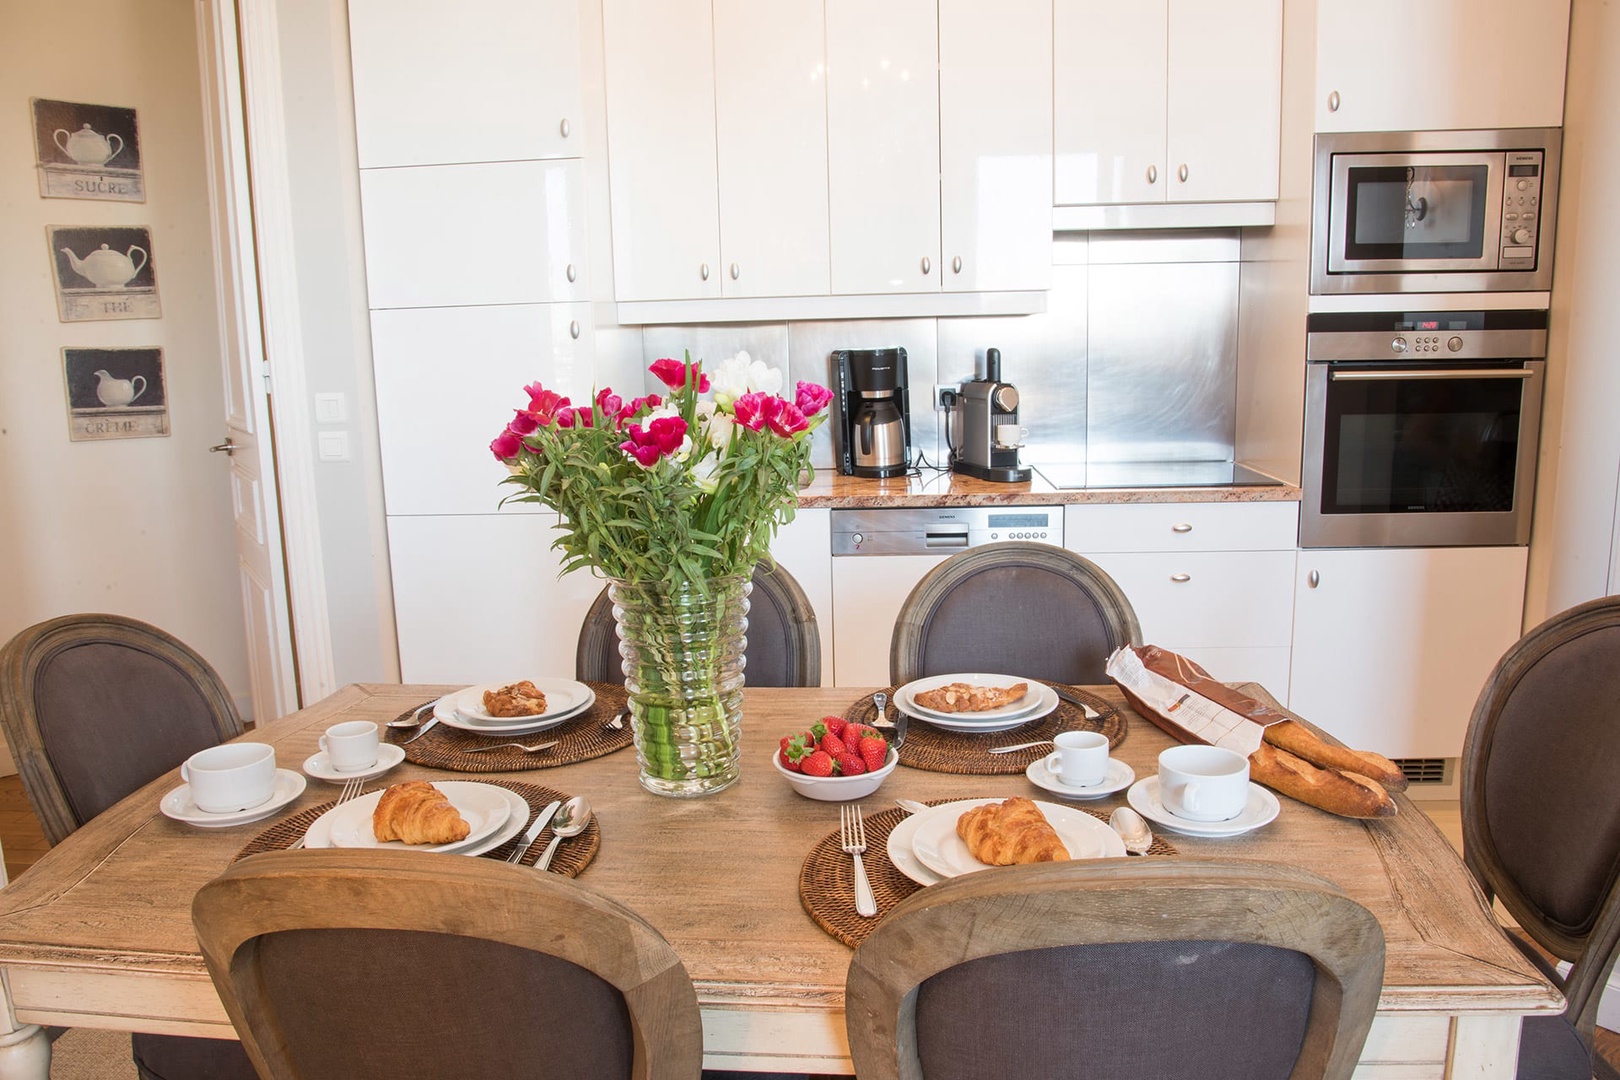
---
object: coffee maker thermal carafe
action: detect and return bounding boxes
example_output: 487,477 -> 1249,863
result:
833,348 -> 912,478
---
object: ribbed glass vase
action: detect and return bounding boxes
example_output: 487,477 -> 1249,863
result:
608,573 -> 750,797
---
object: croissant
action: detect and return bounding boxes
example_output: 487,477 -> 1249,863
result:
372,781 -> 472,845
913,682 -> 1029,714
956,797 -> 1069,865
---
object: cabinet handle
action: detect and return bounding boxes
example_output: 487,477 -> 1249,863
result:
560,117 -> 571,138
729,262 -> 739,280
1308,570 -> 1320,589
1171,522 -> 1192,533
565,263 -> 576,283
1170,573 -> 1191,583
570,320 -> 581,340
1328,90 -> 1341,113
700,263 -> 710,281
1178,163 -> 1189,183
951,255 -> 963,274
1146,164 -> 1158,184
921,256 -> 932,275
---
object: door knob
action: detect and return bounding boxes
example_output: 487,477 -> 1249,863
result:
209,437 -> 236,456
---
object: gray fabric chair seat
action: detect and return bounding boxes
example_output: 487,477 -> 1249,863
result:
132,1034 -> 258,1080
1516,1014 -> 1596,1080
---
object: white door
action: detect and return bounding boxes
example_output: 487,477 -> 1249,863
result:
197,0 -> 299,725
1166,0 -> 1281,203
1053,0 -> 1167,205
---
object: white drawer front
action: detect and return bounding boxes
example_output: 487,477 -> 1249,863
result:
1088,550 -> 1296,647
1067,501 -> 1299,553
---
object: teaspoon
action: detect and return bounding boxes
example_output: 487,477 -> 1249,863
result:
535,795 -> 592,871
1109,805 -> 1154,856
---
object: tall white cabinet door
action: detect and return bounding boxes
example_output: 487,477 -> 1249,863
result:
1289,547 -> 1528,761
602,0 -> 722,301
1053,0 -> 1167,206
348,0 -> 583,168
1316,0 -> 1570,132
713,0 -> 831,300
939,0 -> 1053,292
826,0 -> 941,295
1166,0 -> 1281,203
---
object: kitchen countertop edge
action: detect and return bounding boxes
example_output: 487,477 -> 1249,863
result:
796,471 -> 1302,509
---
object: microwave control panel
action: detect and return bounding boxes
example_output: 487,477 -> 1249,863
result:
1500,151 -> 1544,269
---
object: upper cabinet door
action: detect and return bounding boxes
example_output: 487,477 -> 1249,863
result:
348,0 -> 582,168
1316,0 -> 1570,132
1166,0 -> 1281,202
713,0 -> 831,299
826,0 -> 941,294
939,0 -> 1053,292
1054,0 -> 1168,206
602,0 -> 722,301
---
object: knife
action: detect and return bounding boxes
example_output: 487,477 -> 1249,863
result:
1050,685 -> 1102,719
507,799 -> 561,864
401,713 -> 440,744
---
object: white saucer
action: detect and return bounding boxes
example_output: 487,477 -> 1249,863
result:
886,808 -> 943,887
302,743 -> 406,783
160,769 -> 307,829
1126,777 -> 1280,837
1026,756 -> 1135,800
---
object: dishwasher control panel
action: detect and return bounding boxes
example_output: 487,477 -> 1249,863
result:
831,507 -> 1064,555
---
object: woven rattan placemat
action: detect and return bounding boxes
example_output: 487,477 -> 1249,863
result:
233,779 -> 598,874
800,799 -> 1178,948
384,683 -> 631,773
844,683 -> 1126,775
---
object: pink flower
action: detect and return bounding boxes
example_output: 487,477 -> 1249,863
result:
627,393 -> 662,415
732,392 -> 780,432
490,427 -> 525,460
649,358 -> 711,393
570,406 -> 594,428
619,415 -> 691,467
795,381 -> 833,417
595,389 -> 623,418
524,385 -> 570,425
508,409 -> 538,436
767,401 -> 809,437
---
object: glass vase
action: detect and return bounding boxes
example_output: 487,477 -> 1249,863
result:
608,573 -> 750,797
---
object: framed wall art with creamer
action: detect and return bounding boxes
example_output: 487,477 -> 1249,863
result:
47,224 -> 161,322
31,98 -> 145,202
61,347 -> 169,441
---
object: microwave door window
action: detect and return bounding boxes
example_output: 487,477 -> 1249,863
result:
1344,165 -> 1489,261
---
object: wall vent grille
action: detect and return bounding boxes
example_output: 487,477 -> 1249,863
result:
1394,758 -> 1452,785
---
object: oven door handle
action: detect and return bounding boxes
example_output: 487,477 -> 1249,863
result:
1329,368 -> 1536,381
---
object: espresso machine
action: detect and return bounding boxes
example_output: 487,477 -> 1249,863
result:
951,347 -> 1031,482
833,348 -> 912,478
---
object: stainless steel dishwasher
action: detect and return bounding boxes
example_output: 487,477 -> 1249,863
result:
829,507 -> 1064,686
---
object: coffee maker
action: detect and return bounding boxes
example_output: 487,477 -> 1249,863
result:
833,348 -> 912,478
951,347 -> 1031,482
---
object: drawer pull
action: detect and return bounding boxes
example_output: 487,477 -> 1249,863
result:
1308,570 -> 1320,589
1170,573 -> 1191,583
1171,523 -> 1193,533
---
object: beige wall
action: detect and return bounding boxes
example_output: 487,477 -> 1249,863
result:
0,1 -> 251,720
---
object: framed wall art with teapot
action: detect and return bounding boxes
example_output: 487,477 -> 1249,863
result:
30,98 -> 145,202
60,347 -> 169,442
46,225 -> 161,322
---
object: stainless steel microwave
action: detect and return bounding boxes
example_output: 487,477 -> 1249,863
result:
1311,128 -> 1561,295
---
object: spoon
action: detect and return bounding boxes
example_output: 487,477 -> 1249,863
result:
534,795 -> 591,871
1109,806 -> 1154,856
873,691 -> 888,724
387,702 -> 436,729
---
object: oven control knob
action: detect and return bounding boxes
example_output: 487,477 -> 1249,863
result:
850,533 -> 864,547
1391,337 -> 1408,353
1511,227 -> 1533,245
1448,336 -> 1464,353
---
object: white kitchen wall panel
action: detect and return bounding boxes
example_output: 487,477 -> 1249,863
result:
358,160 -> 588,308
1315,0 -> 1571,133
601,0 -> 722,302
347,0 -> 582,168
370,304 -> 595,516
1290,546 -> 1529,760
826,0 -> 942,295
938,0 -> 1053,293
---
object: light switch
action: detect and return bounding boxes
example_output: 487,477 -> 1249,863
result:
314,392 -> 348,423
317,430 -> 351,462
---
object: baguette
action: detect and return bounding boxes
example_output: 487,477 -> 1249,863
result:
1248,743 -> 1397,819
1261,719 -> 1408,792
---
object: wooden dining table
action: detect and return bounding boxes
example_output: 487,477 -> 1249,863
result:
0,683 -> 1561,1078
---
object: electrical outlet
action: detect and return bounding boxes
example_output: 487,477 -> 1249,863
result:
935,384 -> 958,409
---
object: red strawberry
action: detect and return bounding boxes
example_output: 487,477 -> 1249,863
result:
821,715 -> 848,738
844,722 -> 878,743
800,750 -> 835,777
834,752 -> 867,776
778,747 -> 801,773
858,734 -> 889,773
819,732 -> 848,756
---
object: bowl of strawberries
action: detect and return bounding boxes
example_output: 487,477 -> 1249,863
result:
773,715 -> 899,801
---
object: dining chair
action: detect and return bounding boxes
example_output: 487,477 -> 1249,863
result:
889,541 -> 1142,686
192,848 -> 704,1080
844,857 -> 1386,1080
577,562 -> 821,687
1460,595 -> 1620,1080
0,612 -> 260,1080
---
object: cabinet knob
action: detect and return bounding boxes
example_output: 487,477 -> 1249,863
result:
1178,163 -> 1189,183
700,263 -> 710,281
1170,573 -> 1191,583
730,262 -> 739,280
1171,522 -> 1192,533
1328,90 -> 1341,113
952,255 -> 963,274
921,256 -> 932,275
1308,569 -> 1321,589
1146,164 -> 1158,184
570,320 -> 581,340
560,118 -> 571,138
565,263 -> 576,283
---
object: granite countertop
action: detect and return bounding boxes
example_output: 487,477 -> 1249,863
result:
796,464 -> 1302,508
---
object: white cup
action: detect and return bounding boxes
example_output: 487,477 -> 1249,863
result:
1044,730 -> 1110,788
1157,744 -> 1250,822
994,423 -> 1029,448
180,743 -> 277,814
319,720 -> 380,772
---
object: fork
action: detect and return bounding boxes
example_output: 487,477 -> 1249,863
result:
461,739 -> 559,755
289,776 -> 366,849
840,804 -> 878,918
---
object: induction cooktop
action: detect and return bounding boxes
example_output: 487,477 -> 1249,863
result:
1034,461 -> 1287,489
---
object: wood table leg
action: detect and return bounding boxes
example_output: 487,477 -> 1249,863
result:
0,974 -> 48,1080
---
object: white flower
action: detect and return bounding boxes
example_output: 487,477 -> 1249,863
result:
710,349 -> 784,408
697,401 -> 736,452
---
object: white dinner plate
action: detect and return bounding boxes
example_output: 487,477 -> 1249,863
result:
896,673 -> 1046,722
908,798 -> 1125,879
445,680 -> 595,725
161,770 -> 307,829
303,781 -> 512,853
886,808 -> 943,887
434,688 -> 595,736
1126,777 -> 1280,838
1025,756 -> 1135,801
302,743 -> 406,783
905,684 -> 1060,734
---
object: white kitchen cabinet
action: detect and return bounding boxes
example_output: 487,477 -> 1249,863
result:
1054,0 -> 1281,206
767,509 -> 834,686
938,0 -> 1053,293
1315,0 -> 1570,133
831,553 -> 946,687
1289,546 -> 1528,761
347,0 -> 582,168
357,160 -> 589,309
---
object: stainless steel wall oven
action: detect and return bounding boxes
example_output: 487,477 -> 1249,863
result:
1301,310 -> 1547,548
